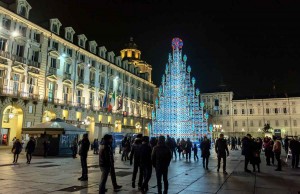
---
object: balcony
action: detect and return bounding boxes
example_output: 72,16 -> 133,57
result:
100,84 -> 105,90
77,77 -> 84,84
47,67 -> 57,76
0,87 -> 20,98
0,50 -> 11,60
27,60 -> 40,68
89,80 -> 95,87
12,55 -> 27,64
63,73 -> 72,80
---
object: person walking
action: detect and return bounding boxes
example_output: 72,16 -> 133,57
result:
273,137 -> 282,171
140,136 -> 152,193
78,134 -> 90,181
99,134 -> 122,193
242,134 -> 254,173
251,138 -> 261,172
200,136 -> 211,169
185,138 -> 193,161
215,134 -> 229,174
71,138 -> 78,159
25,137 -> 36,164
284,136 -> 289,155
130,134 -> 143,189
43,140 -> 50,158
12,139 -> 22,164
152,136 -> 172,194
289,136 -> 300,168
177,139 -> 183,159
193,143 -> 199,160
94,139 -> 99,155
237,137 -> 241,149
180,138 -> 186,158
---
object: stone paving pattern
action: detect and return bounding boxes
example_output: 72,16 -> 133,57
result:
0,147 -> 299,194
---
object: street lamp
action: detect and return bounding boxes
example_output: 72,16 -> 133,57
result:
213,124 -> 222,138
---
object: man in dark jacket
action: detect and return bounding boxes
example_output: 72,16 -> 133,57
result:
242,134 -> 254,173
215,134 -> 229,174
130,134 -> 143,189
99,134 -> 122,193
140,136 -> 152,192
290,136 -> 300,168
152,136 -> 172,194
25,137 -> 36,164
200,136 -> 210,169
185,138 -> 193,161
78,133 -> 90,181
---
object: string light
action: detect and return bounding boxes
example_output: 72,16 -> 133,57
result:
152,38 -> 208,141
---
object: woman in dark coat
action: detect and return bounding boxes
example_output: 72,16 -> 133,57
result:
12,139 -> 22,164
25,137 -> 36,164
200,136 -> 211,170
251,138 -> 261,172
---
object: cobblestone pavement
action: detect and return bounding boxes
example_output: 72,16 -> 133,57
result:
0,147 -> 299,194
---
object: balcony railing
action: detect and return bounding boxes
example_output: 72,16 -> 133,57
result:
47,67 -> 57,76
0,51 -> 41,68
63,73 -> 72,80
77,77 -> 84,84
89,80 -> 95,87
27,60 -> 40,68
0,50 -> 11,59
0,87 -> 40,101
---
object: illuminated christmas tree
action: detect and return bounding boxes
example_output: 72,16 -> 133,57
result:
151,38 -> 209,141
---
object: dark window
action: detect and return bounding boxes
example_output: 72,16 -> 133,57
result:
67,48 -> 72,57
266,108 -> 270,114
242,109 -> 245,114
16,45 -> 24,57
249,109 -> 253,114
52,41 -> 58,50
66,32 -> 72,40
275,108 -> 278,114
33,33 -> 40,43
220,110 -> 223,115
80,54 -> 85,62
283,108 -> 287,114
2,18 -> 11,30
31,51 -> 39,62
79,39 -> 84,47
19,6 -> 26,17
227,110 -> 230,115
52,24 -> 58,33
234,109 -> 237,114
0,38 -> 7,51
50,58 -> 56,68
20,26 -> 27,37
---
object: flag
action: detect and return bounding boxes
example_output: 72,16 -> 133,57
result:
117,93 -> 123,110
108,91 -> 115,112
102,92 -> 108,108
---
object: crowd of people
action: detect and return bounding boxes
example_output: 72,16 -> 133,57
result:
7,132 -> 300,194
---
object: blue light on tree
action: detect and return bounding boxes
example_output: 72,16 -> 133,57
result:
151,38 -> 209,141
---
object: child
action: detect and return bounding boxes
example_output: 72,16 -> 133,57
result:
193,143 -> 199,160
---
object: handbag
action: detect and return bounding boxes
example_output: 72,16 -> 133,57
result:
182,150 -> 186,154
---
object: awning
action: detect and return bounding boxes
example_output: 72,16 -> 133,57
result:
22,118 -> 87,135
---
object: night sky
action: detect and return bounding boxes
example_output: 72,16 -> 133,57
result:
27,0 -> 300,98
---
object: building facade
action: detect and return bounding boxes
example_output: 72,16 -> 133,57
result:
0,0 -> 155,146
201,92 -> 300,138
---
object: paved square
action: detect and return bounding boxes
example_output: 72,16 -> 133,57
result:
0,148 -> 299,194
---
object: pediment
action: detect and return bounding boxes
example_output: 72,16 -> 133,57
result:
76,83 -> 84,89
63,80 -> 72,86
47,75 -> 57,82
12,65 -> 25,73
